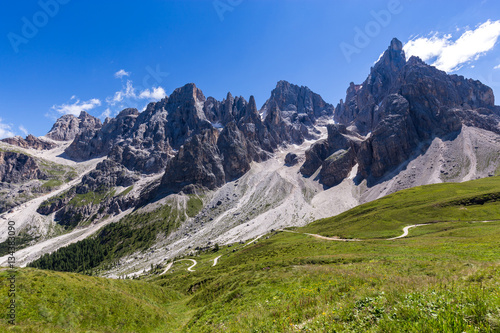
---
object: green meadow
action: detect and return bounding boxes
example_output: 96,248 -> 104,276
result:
2,177 -> 500,332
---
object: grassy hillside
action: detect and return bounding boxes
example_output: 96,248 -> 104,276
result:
0,268 -> 183,332
302,176 -> 500,239
3,176 -> 500,332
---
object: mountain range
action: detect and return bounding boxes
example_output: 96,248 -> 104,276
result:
1,38 -> 499,277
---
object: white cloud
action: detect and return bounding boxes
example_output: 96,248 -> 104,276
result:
106,80 -> 166,110
494,64 -> 500,69
0,118 -> 15,139
100,108 -> 112,119
114,69 -> 131,79
404,20 -> 500,72
106,80 -> 136,106
138,87 -> 166,100
52,97 -> 101,116
19,125 -> 28,136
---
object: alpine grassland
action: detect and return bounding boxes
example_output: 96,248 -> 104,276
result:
2,176 -> 500,332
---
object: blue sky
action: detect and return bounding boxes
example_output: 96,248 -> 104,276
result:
1,0 -> 500,138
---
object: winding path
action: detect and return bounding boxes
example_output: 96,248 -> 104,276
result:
155,220 -> 499,276
178,259 -> 197,272
244,235 -> 264,247
280,223 -> 433,242
213,255 -> 222,266
160,262 -> 173,275
159,259 -> 197,275
387,224 -> 430,240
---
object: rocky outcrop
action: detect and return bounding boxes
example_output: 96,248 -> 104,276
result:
300,124 -> 361,186
320,147 -> 357,187
77,159 -> 139,193
217,122 -> 252,181
46,111 -> 102,141
37,159 -> 139,227
60,81 -> 334,183
203,92 -> 248,126
65,108 -> 140,161
0,151 -> 47,183
36,187 -> 75,215
161,128 -> 225,192
300,140 -> 330,177
64,84 -> 247,174
285,153 -> 299,166
1,135 -> 56,150
356,94 -> 419,179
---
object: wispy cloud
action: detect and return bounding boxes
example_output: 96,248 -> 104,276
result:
19,125 -> 28,136
100,108 -> 112,119
114,69 -> 131,79
404,20 -> 500,72
106,80 -> 136,106
50,77 -> 166,121
52,97 -> 102,116
0,118 -> 15,139
105,80 -> 166,110
494,64 -> 500,69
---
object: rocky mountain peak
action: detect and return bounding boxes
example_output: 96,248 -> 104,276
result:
245,95 -> 260,121
375,37 -> 406,71
261,80 -> 334,124
46,111 -> 102,141
116,108 -> 140,118
323,37 -> 500,184
169,83 -> 205,104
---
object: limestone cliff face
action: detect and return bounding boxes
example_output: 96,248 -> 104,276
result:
300,124 -> 361,187
0,151 -> 47,183
161,128 -> 225,192
303,38 -> 500,185
46,111 -> 102,141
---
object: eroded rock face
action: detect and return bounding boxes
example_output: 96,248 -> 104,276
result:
46,111 -> 102,141
1,135 -> 56,150
356,94 -> 420,179
161,128 -> 225,192
303,38 -> 500,185
300,124 -> 361,185
37,159 -> 140,225
217,122 -> 252,181
261,81 -> 334,142
320,147 -> 357,187
77,159 -> 139,194
65,108 -> 140,161
335,38 -> 406,134
0,151 -> 47,183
